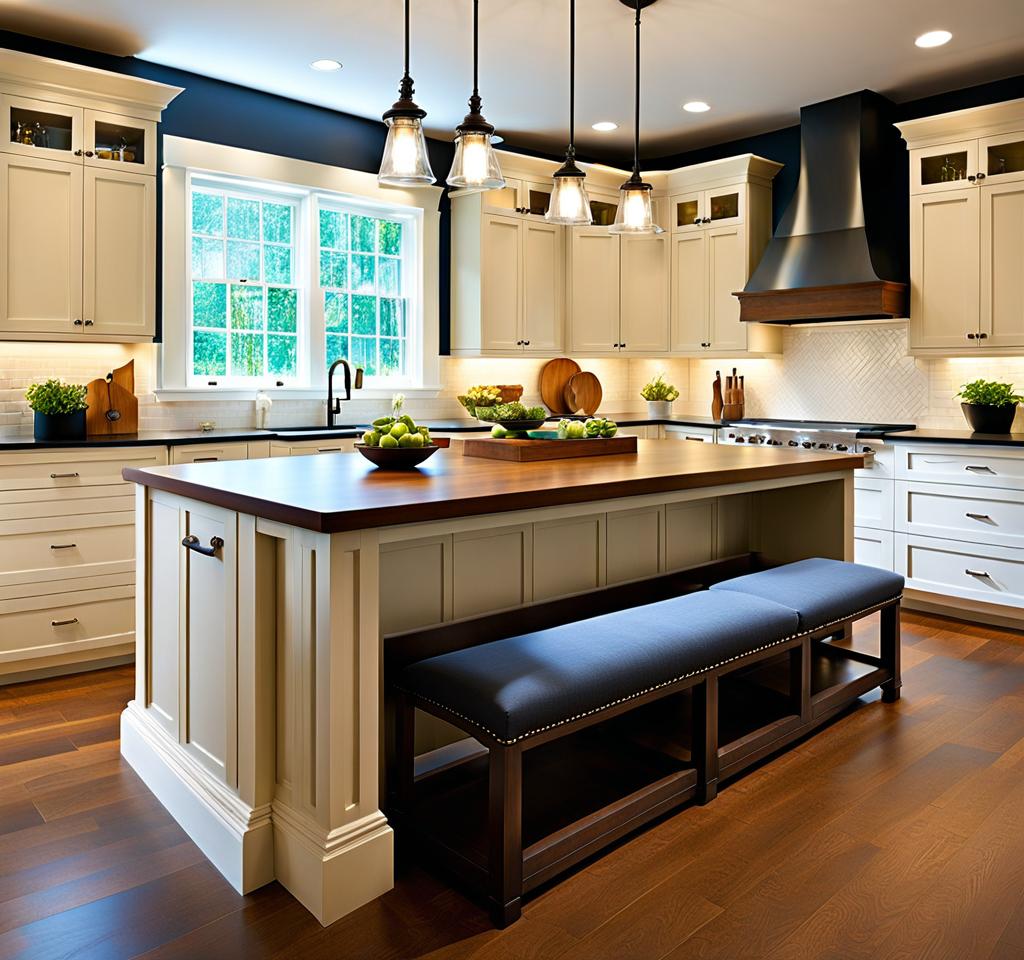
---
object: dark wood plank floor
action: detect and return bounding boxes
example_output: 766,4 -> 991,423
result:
2,610 -> 1024,960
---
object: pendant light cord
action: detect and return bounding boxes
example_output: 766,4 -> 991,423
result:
473,0 -> 480,98
632,0 -> 641,176
404,0 -> 410,78
568,0 -> 575,156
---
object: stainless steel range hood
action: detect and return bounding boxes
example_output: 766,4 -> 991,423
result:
736,91 -> 908,324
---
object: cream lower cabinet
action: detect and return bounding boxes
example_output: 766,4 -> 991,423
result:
0,444 -> 166,678
169,442 -> 257,464
269,438 -> 356,457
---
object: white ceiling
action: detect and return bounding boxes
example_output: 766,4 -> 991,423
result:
6,0 -> 1024,160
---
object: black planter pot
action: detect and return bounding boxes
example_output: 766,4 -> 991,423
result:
961,401 -> 1018,435
33,409 -> 87,442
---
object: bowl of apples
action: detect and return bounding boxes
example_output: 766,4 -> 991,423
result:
356,414 -> 439,469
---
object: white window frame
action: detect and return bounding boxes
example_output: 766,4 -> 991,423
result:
159,136 -> 442,401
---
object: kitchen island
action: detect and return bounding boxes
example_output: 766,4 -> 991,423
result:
121,440 -> 861,925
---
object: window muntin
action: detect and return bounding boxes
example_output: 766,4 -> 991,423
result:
319,205 -> 409,382
189,184 -> 302,384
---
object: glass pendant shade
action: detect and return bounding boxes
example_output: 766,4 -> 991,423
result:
379,115 -> 435,185
447,129 -> 504,189
609,178 -> 656,234
547,168 -> 592,225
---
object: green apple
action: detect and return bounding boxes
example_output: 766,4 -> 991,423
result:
491,425 -> 508,439
362,430 -> 378,446
389,422 -> 409,439
401,432 -> 425,448
380,434 -> 399,449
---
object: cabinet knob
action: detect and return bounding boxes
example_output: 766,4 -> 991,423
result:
966,332 -> 977,340
73,318 -> 83,325
977,172 -> 987,180
703,217 -> 712,223
968,175 -> 977,183
85,150 -> 95,157
693,217 -> 702,225
977,332 -> 988,339
84,319 -> 93,326
523,340 -> 530,346
73,149 -> 83,157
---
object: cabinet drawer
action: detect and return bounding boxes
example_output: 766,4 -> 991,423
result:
0,515 -> 133,586
0,485 -> 131,521
664,426 -> 717,443
0,445 -> 167,492
896,533 -> 1024,609
169,443 -> 250,464
895,480 -> 1024,549
895,443 -> 1024,489
855,527 -> 894,571
854,477 -> 894,530
855,443 -> 893,479
0,585 -> 134,664
269,439 -> 356,457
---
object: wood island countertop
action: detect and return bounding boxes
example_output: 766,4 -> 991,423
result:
123,439 -> 863,533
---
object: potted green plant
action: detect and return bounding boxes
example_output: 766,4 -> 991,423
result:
25,379 -> 89,441
640,373 -> 680,419
956,379 -> 1024,434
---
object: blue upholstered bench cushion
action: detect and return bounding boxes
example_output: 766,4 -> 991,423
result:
710,558 -> 904,630
398,591 -> 800,745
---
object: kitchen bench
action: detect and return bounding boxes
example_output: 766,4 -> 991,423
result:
389,558 -> 903,926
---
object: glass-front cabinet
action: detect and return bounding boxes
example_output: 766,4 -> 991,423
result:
672,187 -> 744,232
981,132 -> 1024,184
3,94 -> 82,163
911,141 -> 980,193
85,110 -> 157,176
481,177 -> 554,217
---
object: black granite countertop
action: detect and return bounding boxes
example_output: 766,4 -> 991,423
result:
0,413 -> 726,450
879,428 -> 1024,447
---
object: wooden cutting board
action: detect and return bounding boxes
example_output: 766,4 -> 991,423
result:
461,435 -> 638,461
539,358 -> 581,414
564,371 -> 603,416
86,359 -> 138,436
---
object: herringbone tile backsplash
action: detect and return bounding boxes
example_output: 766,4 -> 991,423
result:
3,323 -> 1024,435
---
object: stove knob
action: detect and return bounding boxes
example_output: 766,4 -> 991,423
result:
735,436 -> 745,443
768,438 -> 782,445
788,440 -> 799,447
817,442 -> 832,450
802,441 -> 814,449
835,443 -> 848,452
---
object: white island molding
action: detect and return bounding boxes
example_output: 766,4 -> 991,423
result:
121,442 -> 859,924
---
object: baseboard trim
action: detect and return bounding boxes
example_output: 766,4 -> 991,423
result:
120,702 -> 274,894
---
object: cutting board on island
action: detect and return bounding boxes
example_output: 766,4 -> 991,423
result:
86,360 -> 138,436
540,357 -> 581,414
462,435 -> 638,462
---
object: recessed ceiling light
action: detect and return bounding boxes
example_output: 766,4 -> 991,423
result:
592,121 -> 618,132
683,101 -> 711,113
310,59 -> 343,71
915,30 -> 952,48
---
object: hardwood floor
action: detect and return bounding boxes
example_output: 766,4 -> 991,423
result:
1,610 -> 1024,959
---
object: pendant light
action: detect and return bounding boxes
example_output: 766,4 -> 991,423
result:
609,0 -> 660,234
447,0 -> 505,189
378,0 -> 435,186
546,0 -> 592,225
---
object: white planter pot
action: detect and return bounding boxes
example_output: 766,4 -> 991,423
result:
646,400 -> 674,419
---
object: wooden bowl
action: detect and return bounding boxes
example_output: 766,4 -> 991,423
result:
496,384 -> 524,403
355,443 -> 440,469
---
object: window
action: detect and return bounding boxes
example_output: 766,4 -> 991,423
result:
190,182 -> 302,385
319,206 -> 409,380
181,167 -> 424,391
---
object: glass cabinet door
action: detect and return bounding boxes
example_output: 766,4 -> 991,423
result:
672,192 -> 703,232
705,188 -> 743,226
524,181 -> 552,216
911,141 -> 980,194
2,94 -> 83,163
481,177 -> 523,214
84,110 -> 157,176
589,195 -> 618,226
981,132 -> 1024,185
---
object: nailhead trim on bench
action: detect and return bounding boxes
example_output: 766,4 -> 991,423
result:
398,594 -> 903,746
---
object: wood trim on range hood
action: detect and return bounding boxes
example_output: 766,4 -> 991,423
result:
736,280 -> 908,324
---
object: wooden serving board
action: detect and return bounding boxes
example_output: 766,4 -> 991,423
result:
540,358 -> 581,414
86,359 -> 138,436
461,435 -> 638,462
565,371 -> 603,416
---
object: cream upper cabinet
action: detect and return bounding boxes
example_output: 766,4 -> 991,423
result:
451,201 -> 564,356
0,154 -> 83,335
671,232 -> 706,351
83,167 -> 156,338
0,50 -> 179,343
898,99 -> 1024,355
619,234 -> 670,353
568,228 -> 621,354
706,224 -> 749,353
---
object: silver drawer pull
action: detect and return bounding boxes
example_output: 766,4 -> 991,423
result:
51,617 -> 79,627
182,534 -> 224,557
966,513 -> 993,522
50,543 -> 77,550
684,436 -> 704,442
317,447 -> 343,453
965,465 -> 996,474
49,472 -> 79,479
965,569 -> 991,579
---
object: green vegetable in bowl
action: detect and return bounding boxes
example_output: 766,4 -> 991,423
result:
640,373 -> 680,403
477,402 -> 546,422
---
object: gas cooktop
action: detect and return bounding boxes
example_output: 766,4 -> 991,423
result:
719,419 -> 916,453
725,419 -> 915,436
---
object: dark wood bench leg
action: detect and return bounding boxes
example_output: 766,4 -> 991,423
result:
790,637 -> 811,722
393,690 -> 416,812
488,743 -> 523,927
692,677 -> 719,804
880,602 -> 902,703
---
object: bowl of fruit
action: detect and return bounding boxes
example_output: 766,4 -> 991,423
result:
474,401 -> 549,433
357,414 -> 439,469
